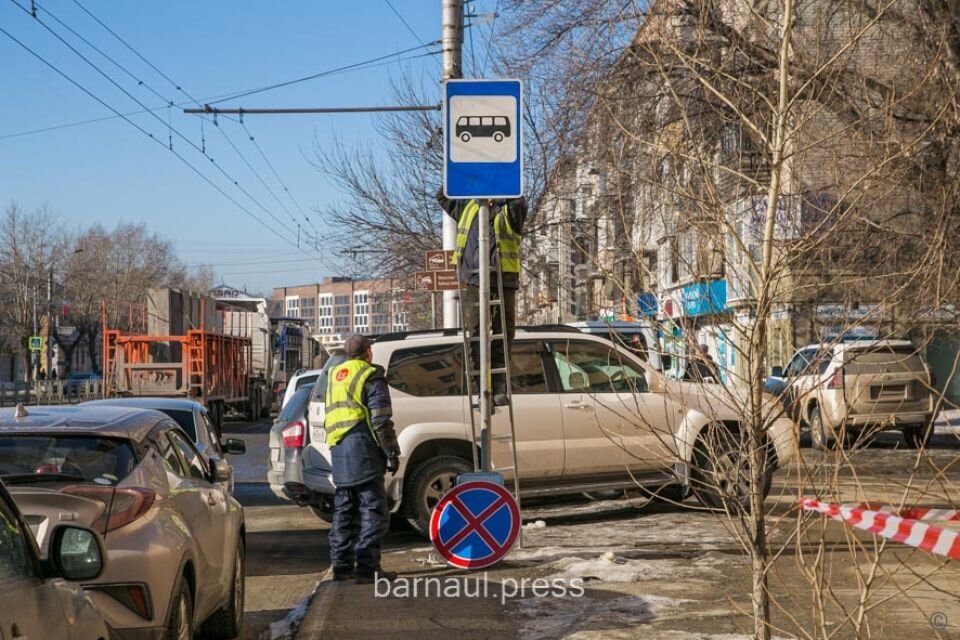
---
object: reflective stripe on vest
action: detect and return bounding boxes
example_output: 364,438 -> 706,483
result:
324,359 -> 377,447
450,200 -> 521,274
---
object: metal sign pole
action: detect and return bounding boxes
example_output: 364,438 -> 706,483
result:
478,202 -> 492,472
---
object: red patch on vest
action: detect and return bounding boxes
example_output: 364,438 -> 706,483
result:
335,368 -> 349,382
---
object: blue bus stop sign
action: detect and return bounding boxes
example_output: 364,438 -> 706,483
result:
443,79 -> 523,199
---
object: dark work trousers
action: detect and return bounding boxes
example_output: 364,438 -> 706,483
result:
329,478 -> 390,576
462,285 -> 516,395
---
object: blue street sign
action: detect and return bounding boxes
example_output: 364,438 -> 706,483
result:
443,79 -> 523,199
429,480 -> 520,569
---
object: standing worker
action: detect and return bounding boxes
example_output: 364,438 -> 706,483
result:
437,190 -> 528,404
324,334 -> 401,584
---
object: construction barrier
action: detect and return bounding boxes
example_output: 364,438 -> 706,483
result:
801,498 -> 960,562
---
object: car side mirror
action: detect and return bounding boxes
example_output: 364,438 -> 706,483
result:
210,457 -> 232,483
45,525 -> 105,581
771,366 -> 784,378
222,438 -> 246,455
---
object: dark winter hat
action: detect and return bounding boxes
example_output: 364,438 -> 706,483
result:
343,334 -> 372,358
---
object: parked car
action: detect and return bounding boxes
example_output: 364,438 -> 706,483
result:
0,478 -> 110,640
765,339 -> 935,449
0,405 -> 246,640
279,369 -> 322,410
267,384 -> 314,503
83,398 -> 247,492
271,327 -> 797,535
65,372 -> 102,396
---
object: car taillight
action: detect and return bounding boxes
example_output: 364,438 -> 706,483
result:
282,420 -> 306,448
827,368 -> 844,389
62,486 -> 156,533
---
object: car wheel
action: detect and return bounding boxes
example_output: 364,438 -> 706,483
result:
166,576 -> 194,640
809,406 -> 838,451
493,132 -> 504,142
690,424 -> 771,513
459,132 -> 471,142
199,543 -> 245,639
902,423 -> 933,449
405,456 -> 472,537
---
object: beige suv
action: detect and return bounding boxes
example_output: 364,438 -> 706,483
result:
768,340 -> 935,449
284,327 -> 797,536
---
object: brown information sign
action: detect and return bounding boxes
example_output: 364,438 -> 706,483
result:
425,250 -> 455,271
415,270 -> 462,291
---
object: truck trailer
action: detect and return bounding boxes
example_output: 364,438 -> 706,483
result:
102,288 -> 272,431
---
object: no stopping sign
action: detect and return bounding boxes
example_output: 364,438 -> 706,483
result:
429,480 -> 520,569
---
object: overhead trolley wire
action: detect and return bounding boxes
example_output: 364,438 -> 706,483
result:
0,24 -> 306,253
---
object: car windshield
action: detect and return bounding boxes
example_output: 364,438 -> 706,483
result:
0,436 -> 137,486
281,384 -> 314,421
156,409 -> 197,441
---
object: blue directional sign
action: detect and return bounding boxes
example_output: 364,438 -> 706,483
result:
429,480 -> 520,569
443,79 -> 523,199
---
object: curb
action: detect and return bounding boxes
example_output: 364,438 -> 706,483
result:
294,568 -> 337,639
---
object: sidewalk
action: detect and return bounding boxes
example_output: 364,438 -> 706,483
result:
295,498 -> 960,639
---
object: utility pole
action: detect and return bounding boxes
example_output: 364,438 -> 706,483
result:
441,0 -> 462,329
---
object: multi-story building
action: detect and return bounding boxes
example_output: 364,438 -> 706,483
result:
272,277 -> 410,350
521,0 -> 960,403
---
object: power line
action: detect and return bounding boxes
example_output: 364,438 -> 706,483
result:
34,0 -> 313,243
0,24 -> 304,253
240,120 -> 320,235
204,41 -> 438,106
383,0 -> 427,47
0,50 -> 436,141
7,0 -> 303,241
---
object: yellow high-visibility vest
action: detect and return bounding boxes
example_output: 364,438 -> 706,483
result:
324,359 -> 376,447
450,200 -> 521,273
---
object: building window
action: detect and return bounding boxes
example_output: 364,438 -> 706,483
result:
334,295 -> 350,331
353,291 -> 369,333
300,296 -> 316,325
392,291 -> 408,331
318,294 -> 334,334
285,296 -> 300,318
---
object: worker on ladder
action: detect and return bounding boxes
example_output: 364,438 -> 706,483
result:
437,190 -> 528,405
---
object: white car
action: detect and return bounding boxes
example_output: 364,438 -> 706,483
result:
280,369 -> 323,410
272,327 -> 798,535
84,398 -> 247,492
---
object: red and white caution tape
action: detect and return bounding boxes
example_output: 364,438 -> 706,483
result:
801,498 -> 960,562
852,503 -> 960,522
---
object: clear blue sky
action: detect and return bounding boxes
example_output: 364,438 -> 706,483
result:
0,1 -> 500,294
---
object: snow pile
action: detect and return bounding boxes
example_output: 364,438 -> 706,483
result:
523,519 -> 547,531
516,593 -> 691,640
259,586 -> 315,640
549,552 -> 723,584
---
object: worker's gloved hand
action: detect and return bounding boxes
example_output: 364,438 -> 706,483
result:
383,445 -> 401,474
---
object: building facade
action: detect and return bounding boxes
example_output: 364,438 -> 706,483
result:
520,0 -> 960,402
272,277 -> 410,350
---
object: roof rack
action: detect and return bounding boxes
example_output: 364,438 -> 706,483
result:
516,324 -> 582,334
374,324 -> 582,343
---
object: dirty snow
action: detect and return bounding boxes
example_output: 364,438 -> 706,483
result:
516,593 -> 691,640
259,586 -> 315,640
546,551 -> 724,584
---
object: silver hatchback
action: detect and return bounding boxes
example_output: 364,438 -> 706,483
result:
0,405 -> 246,640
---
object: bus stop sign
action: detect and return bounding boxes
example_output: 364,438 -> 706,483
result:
443,79 -> 523,199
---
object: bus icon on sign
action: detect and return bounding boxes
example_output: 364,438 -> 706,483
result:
456,116 -> 511,143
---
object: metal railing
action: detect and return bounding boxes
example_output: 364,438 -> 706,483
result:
0,381 -> 105,407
